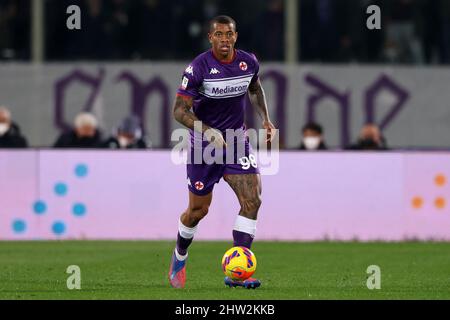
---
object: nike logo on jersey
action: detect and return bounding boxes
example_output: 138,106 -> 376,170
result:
210,68 -> 220,74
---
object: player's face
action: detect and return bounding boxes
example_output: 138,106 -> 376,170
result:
208,23 -> 238,59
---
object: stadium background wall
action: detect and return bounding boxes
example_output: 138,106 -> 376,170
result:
1,63 -> 450,149
1,150 -> 449,241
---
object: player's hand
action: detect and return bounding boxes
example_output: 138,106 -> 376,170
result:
262,120 -> 277,142
204,127 -> 227,148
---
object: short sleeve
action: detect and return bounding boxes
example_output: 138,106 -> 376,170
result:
176,63 -> 202,98
250,53 -> 260,85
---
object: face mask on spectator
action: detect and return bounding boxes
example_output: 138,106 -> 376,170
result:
118,136 -> 130,148
0,123 -> 9,136
303,137 -> 321,150
359,138 -> 379,149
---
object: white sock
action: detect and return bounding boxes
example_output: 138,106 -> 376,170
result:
175,248 -> 188,261
175,219 -> 198,260
178,219 -> 198,239
233,215 -> 257,236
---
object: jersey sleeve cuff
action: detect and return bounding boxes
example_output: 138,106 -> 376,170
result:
176,91 -> 196,99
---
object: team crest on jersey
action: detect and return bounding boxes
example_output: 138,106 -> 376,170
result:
210,68 -> 220,74
185,65 -> 194,75
239,61 -> 248,71
181,76 -> 189,90
194,181 -> 204,191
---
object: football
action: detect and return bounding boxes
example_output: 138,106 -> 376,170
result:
221,246 -> 257,281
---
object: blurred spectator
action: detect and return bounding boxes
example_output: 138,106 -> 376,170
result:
364,0 -> 385,63
0,106 -> 28,148
0,0 -> 30,60
257,0 -> 284,61
336,0 -> 380,63
347,123 -> 388,150
102,116 -> 148,149
438,0 -> 450,64
383,0 -> 423,64
53,112 -> 102,148
421,0 -> 450,65
128,0 -> 172,59
65,0 -> 115,60
300,0 -> 341,62
6,0 -> 450,65
299,122 -> 327,151
421,0 -> 441,64
108,0 -> 132,59
43,0 -> 286,62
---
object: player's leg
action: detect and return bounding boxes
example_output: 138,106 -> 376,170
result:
177,191 -> 212,255
169,191 -> 212,288
223,173 -> 261,249
223,173 -> 262,289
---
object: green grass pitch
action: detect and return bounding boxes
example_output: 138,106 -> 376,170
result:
0,241 -> 449,299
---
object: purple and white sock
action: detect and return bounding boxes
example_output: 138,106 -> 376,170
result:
232,215 -> 257,249
175,219 -> 198,260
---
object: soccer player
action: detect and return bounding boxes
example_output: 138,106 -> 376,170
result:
168,15 -> 276,289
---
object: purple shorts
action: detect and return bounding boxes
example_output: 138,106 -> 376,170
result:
187,138 -> 259,195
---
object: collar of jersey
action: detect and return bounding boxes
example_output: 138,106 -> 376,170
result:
210,49 -> 237,65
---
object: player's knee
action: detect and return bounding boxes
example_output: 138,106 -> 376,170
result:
187,204 -> 210,223
240,197 -> 262,216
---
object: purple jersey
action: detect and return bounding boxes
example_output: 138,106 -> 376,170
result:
177,49 -> 260,133
177,49 -> 261,196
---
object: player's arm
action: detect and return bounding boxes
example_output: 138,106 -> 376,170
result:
248,79 -> 276,142
173,94 -> 226,147
173,94 -> 208,132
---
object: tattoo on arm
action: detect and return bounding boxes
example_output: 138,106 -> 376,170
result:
248,79 -> 269,121
173,95 -> 210,132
